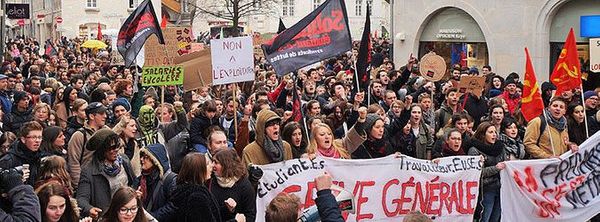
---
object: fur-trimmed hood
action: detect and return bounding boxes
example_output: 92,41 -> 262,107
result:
140,143 -> 170,177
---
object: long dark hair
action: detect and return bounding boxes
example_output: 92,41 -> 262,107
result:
282,122 -> 306,149
177,153 -> 210,185
40,126 -> 63,154
101,187 -> 148,222
36,181 -> 79,222
62,86 -> 76,116
473,121 -> 495,144
213,149 -> 247,179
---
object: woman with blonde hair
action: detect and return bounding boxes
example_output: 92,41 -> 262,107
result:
306,107 -> 368,159
113,115 -> 141,177
33,102 -> 52,128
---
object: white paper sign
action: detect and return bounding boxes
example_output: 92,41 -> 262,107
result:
210,36 -> 255,85
590,38 -> 600,73
500,131 -> 600,222
256,155 -> 482,221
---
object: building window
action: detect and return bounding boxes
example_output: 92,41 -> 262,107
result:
129,0 -> 139,8
355,0 -> 362,16
283,0 -> 294,16
367,0 -> 372,14
313,0 -> 321,10
86,0 -> 97,8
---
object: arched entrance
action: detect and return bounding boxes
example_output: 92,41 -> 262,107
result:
417,7 -> 489,70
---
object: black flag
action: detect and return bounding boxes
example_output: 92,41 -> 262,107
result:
261,0 -> 352,76
355,3 -> 371,94
117,0 -> 164,67
277,18 -> 286,34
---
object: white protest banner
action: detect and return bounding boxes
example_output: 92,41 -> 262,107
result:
257,155 -> 482,221
500,131 -> 600,222
591,38 -> 600,73
211,36 -> 255,85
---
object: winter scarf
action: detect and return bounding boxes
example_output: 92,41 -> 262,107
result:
216,176 -> 239,188
543,108 -> 567,132
498,133 -> 526,159
469,139 -> 503,157
102,156 -> 123,177
442,142 -> 465,156
263,137 -> 284,163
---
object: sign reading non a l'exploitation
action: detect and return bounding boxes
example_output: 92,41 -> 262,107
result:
141,66 -> 184,86
256,155 -> 482,221
210,36 -> 255,85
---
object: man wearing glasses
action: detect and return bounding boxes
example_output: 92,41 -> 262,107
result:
0,121 -> 43,186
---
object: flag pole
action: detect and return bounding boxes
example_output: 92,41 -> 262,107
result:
580,84 -> 590,137
160,44 -> 170,104
233,83 -> 238,141
354,61 -> 360,92
542,109 -> 556,156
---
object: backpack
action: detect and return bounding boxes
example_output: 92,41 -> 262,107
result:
536,114 -> 547,147
77,128 -> 92,163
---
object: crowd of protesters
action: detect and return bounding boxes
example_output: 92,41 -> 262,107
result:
0,34 -> 598,222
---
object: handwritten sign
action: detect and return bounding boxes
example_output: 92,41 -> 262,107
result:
256,155 -> 482,221
591,38 -> 600,73
141,66 -> 184,86
144,26 -> 193,66
457,76 -> 486,97
210,36 -> 255,85
419,52 -> 446,82
500,131 -> 600,222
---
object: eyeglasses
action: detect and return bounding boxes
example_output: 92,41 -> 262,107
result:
26,136 -> 43,140
119,206 -> 138,215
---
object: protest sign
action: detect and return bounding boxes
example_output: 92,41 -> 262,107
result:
211,36 -> 255,85
145,26 -> 193,66
500,131 -> 600,222
590,38 -> 600,72
419,52 -> 447,82
141,66 -> 184,86
457,76 -> 486,97
257,155 -> 482,221
174,49 -> 213,92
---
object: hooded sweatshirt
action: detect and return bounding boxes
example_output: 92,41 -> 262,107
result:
136,144 -> 176,221
242,109 -> 292,166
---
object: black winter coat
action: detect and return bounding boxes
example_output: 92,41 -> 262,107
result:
0,185 -> 41,222
209,176 -> 256,222
5,106 -> 33,133
170,183 -> 222,222
0,141 -> 41,186
189,114 -> 222,146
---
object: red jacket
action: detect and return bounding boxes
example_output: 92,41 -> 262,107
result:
500,91 -> 521,114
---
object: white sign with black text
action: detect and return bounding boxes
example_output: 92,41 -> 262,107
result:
211,36 -> 255,85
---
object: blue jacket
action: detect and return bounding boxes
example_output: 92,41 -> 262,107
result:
316,189 -> 344,222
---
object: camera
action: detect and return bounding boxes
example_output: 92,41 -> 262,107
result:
0,166 -> 24,194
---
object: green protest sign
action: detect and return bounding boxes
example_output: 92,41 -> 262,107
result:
142,66 -> 184,86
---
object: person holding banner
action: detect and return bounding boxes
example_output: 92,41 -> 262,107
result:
306,107 -> 368,159
468,121 -> 506,222
524,97 -> 578,159
242,109 -> 293,166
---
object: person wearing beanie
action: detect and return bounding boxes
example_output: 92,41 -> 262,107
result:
242,109 -> 293,166
76,129 -> 135,219
583,90 -> 598,114
111,97 -> 131,124
499,77 -> 520,114
0,74 -> 11,121
5,90 -> 33,133
132,143 -> 177,221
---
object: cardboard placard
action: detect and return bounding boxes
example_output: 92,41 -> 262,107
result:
144,26 -> 193,66
141,66 -> 184,86
174,50 -> 213,92
419,52 -> 447,82
457,76 -> 486,97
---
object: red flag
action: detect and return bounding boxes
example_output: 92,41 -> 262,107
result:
97,23 -> 102,40
292,86 -> 302,122
161,14 -> 167,29
550,28 -> 581,95
522,47 -> 545,121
